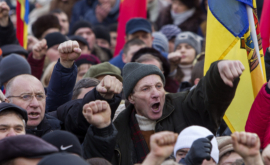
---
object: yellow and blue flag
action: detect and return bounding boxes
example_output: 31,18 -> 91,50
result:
204,0 -> 266,132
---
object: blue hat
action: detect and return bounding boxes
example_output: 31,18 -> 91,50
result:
126,18 -> 152,34
152,32 -> 169,53
160,24 -> 181,40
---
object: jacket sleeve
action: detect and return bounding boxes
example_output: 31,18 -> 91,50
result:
82,123 -> 118,161
265,49 -> 270,81
27,52 -> 45,79
245,83 -> 270,149
182,61 -> 239,134
46,59 -> 77,112
0,18 -> 18,47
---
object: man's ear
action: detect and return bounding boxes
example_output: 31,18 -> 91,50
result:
122,53 -> 126,63
4,98 -> 10,103
194,78 -> 200,85
128,94 -> 135,104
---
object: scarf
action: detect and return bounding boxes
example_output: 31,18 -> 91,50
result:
170,8 -> 195,26
129,109 -> 150,163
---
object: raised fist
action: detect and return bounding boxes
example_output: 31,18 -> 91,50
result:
168,52 -> 182,65
83,100 -> 111,129
32,39 -> 47,60
218,60 -> 245,87
96,75 -> 123,99
58,40 -> 81,68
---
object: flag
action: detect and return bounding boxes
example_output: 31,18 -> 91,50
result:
204,0 -> 266,132
16,0 -> 29,49
114,0 -> 147,56
260,0 -> 270,54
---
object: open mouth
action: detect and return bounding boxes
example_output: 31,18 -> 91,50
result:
151,103 -> 161,113
28,112 -> 40,119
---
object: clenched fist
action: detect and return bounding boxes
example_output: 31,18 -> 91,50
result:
83,100 -> 111,129
32,39 -> 47,60
0,1 -> 10,27
168,52 -> 182,65
142,131 -> 178,165
58,40 -> 81,68
96,75 -> 123,99
218,60 -> 245,87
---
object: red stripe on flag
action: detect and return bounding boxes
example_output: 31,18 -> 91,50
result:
114,0 -> 147,56
16,1 -> 24,47
260,0 -> 270,54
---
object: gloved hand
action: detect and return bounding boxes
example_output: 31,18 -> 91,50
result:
184,135 -> 213,165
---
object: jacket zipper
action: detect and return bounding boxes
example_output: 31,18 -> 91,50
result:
155,109 -> 175,132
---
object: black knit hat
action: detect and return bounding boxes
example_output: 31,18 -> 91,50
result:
1,44 -> 28,58
178,0 -> 200,9
123,62 -> 165,98
0,135 -> 58,163
42,130 -> 82,156
0,54 -> 31,86
38,153 -> 89,165
93,26 -> 111,45
44,32 -> 67,49
70,21 -> 92,35
32,14 -> 61,39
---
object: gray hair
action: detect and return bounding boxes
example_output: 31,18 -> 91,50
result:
72,78 -> 100,100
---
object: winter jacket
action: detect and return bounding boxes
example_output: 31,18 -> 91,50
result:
83,61 -> 239,165
46,59 -> 77,112
0,18 -> 18,47
264,49 -> 270,81
26,114 -> 62,137
27,52 -> 45,80
55,88 -> 122,143
245,83 -> 270,149
155,5 -> 206,34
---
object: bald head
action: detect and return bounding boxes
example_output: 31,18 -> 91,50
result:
5,74 -> 46,128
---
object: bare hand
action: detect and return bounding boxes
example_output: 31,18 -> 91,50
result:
168,52 -> 182,65
0,90 -> 6,102
32,39 -> 47,60
217,60 -> 245,87
263,144 -> 270,165
27,35 -> 39,52
82,100 -> 111,129
232,132 -> 260,159
58,40 -> 81,68
142,131 -> 178,165
0,2 -> 10,27
96,75 -> 122,99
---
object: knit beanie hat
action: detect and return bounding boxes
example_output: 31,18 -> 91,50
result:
174,31 -> 203,54
174,126 -> 219,163
42,130 -> 82,156
0,54 -> 31,86
44,32 -> 67,49
75,54 -> 100,67
123,62 -> 165,98
83,62 -> 122,82
38,153 -> 88,165
32,14 -> 61,39
93,26 -> 111,45
1,44 -> 28,58
70,21 -> 92,35
216,136 -> 234,159
177,0 -> 200,9
160,24 -> 181,41
152,32 -> 169,53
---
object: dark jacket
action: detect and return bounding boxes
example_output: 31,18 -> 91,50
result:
0,18 -> 18,47
155,5 -> 206,33
264,49 -> 270,81
46,59 -> 77,112
56,88 -> 122,143
26,114 -> 62,137
110,61 -> 239,165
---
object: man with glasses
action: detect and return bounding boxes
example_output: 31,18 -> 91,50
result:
4,40 -> 82,137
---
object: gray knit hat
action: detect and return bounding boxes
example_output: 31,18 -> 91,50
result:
152,32 -> 169,53
0,54 -> 31,86
123,62 -> 165,98
174,32 -> 203,54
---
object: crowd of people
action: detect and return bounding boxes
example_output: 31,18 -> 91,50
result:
0,0 -> 269,164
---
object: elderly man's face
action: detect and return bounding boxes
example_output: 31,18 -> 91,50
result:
7,76 -> 45,128
0,112 -> 25,140
128,74 -> 165,120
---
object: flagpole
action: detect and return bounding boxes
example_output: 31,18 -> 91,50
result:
246,5 -> 263,74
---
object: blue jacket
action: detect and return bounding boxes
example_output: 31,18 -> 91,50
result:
46,59 -> 77,112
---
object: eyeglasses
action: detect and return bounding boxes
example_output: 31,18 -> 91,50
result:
6,93 -> 45,102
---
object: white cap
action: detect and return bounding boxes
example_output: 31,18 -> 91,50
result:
174,125 -> 219,163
